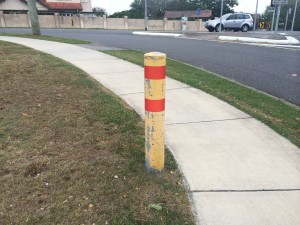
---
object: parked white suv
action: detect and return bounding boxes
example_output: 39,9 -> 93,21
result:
205,13 -> 253,32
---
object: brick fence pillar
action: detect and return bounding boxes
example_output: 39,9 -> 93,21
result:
0,11 -> 6,28
103,15 -> 107,29
124,16 -> 128,30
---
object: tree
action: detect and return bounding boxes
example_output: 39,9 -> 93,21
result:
280,0 -> 299,31
92,7 -> 107,17
111,0 -> 238,19
109,10 -> 143,18
131,0 -> 238,19
130,0 -> 168,19
27,0 -> 41,35
261,0 -> 299,31
188,0 -> 239,17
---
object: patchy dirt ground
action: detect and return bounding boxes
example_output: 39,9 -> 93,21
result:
0,41 -> 195,225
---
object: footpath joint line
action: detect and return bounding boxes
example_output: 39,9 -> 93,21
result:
166,116 -> 254,126
120,87 -> 192,96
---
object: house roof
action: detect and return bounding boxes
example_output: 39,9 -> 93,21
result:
39,0 -> 82,10
18,0 -> 82,11
164,10 -> 212,18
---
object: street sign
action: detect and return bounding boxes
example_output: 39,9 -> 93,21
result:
268,22 -> 271,29
271,0 -> 275,7
260,22 -> 265,29
272,0 -> 288,5
196,8 -> 201,17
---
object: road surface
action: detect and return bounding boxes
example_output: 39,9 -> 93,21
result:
1,28 -> 299,106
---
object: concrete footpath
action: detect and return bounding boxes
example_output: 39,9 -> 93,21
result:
1,36 -> 299,225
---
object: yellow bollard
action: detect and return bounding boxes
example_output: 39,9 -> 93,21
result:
144,52 -> 166,172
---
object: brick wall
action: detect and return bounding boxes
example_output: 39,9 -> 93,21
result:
0,12 -> 206,31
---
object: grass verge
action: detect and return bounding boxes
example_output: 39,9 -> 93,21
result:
103,50 -> 300,148
0,33 -> 91,44
0,41 -> 195,224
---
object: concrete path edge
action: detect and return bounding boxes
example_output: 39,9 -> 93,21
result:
132,31 -> 182,37
218,35 -> 300,45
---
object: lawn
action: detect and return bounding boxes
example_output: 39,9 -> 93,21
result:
0,41 -> 195,224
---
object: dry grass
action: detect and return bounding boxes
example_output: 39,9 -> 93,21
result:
0,41 -> 195,225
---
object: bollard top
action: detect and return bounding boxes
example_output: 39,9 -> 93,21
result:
144,52 -> 166,67
145,52 -> 166,56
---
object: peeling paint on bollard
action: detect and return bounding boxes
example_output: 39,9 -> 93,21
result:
144,52 -> 166,172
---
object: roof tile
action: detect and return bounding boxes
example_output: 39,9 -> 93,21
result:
23,0 -> 83,10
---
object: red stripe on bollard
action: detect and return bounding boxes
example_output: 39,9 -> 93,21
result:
145,99 -> 165,112
144,66 -> 166,80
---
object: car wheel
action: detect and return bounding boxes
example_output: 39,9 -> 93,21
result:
241,24 -> 249,32
215,24 -> 222,32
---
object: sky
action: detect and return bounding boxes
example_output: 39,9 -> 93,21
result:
92,0 -> 271,15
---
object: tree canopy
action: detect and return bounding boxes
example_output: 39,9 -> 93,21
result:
261,0 -> 299,31
92,7 -> 107,17
109,0 -> 239,19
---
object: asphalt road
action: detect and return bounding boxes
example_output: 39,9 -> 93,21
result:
1,28 -> 300,106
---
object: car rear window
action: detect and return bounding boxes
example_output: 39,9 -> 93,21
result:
244,15 -> 250,19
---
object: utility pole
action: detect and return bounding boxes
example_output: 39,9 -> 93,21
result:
253,0 -> 259,32
285,10 -> 288,31
275,4 -> 281,33
144,0 -> 148,31
291,0 -> 299,31
271,7 -> 276,31
285,8 -> 291,31
27,0 -> 41,35
219,0 -> 224,32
